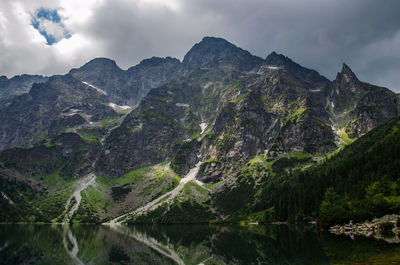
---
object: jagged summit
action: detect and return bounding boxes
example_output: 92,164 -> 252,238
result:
338,63 -> 358,81
182,36 -> 263,71
200,36 -> 233,45
70,57 -> 121,73
265,51 -> 289,66
134,56 -> 180,68
0,74 -> 48,109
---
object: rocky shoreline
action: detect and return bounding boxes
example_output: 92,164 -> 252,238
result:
329,214 -> 400,243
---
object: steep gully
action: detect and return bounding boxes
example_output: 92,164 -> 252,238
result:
63,173 -> 96,224
107,122 -> 209,225
107,161 -> 204,225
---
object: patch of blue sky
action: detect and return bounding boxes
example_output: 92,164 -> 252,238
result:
31,8 -> 71,45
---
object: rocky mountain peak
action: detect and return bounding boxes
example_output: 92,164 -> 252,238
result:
127,57 -> 180,75
134,56 -> 180,69
264,51 -> 329,86
336,63 -> 359,83
70,57 -> 121,75
265,51 -> 300,71
182,36 -> 263,72
0,74 -> 48,109
265,51 -> 289,66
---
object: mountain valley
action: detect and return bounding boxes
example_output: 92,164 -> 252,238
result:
1,37 -> 399,226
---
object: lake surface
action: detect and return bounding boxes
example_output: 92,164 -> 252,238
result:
1,224 -> 400,265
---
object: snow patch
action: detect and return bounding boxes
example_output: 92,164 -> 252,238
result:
200,122 -> 207,134
176,103 -> 190,108
63,108 -> 80,117
267,66 -> 282,70
82,81 -> 107,95
310,89 -> 321,93
108,102 -> 131,110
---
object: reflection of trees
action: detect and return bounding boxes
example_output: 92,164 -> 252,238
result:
320,232 -> 400,264
2,224 -> 400,265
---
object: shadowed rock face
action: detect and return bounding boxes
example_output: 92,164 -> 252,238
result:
0,74 -> 118,151
70,56 -> 180,107
1,37 -> 400,225
181,36 -> 264,73
329,63 -> 399,138
0,37 -> 399,180
0,74 -> 48,108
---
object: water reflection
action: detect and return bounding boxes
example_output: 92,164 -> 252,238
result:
63,226 -> 84,265
1,224 -> 400,265
111,225 -> 185,265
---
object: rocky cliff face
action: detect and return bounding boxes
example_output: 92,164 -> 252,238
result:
0,74 -> 48,108
70,56 -> 180,107
328,64 -> 399,138
1,36 -> 399,223
96,37 -> 398,180
1,37 -> 395,177
0,56 -> 181,152
0,74 -> 117,151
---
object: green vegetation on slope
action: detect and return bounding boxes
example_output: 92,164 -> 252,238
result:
128,181 -> 213,224
210,116 -> 400,227
256,116 -> 400,227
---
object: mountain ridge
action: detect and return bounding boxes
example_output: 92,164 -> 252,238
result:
0,36 -> 399,225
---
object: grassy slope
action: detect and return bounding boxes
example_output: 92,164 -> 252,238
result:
73,161 -> 180,223
0,160 -> 181,223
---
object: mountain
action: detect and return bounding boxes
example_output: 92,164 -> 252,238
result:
257,114 -> 400,227
0,56 -> 180,152
0,74 -> 47,108
328,63 -> 399,138
69,56 -> 180,107
0,36 -> 399,225
98,37 -> 338,178
0,74 -> 119,151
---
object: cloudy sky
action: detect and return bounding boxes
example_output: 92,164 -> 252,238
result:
0,0 -> 399,91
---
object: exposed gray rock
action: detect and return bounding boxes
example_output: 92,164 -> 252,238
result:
70,56 -> 180,107
330,214 -> 400,243
0,74 -> 48,109
329,63 -> 399,138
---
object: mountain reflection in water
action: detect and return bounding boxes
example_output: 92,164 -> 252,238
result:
1,224 -> 400,265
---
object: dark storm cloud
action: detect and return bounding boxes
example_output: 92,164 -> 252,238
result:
82,0 -> 400,90
184,0 -> 400,89
81,0 -> 224,68
1,0 -> 400,91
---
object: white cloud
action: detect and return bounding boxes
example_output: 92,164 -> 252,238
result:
137,0 -> 182,12
36,18 -> 66,42
58,0 -> 102,29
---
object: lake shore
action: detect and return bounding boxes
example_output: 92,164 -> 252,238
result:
329,214 -> 400,243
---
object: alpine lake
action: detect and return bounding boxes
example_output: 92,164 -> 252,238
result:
1,224 -> 400,265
